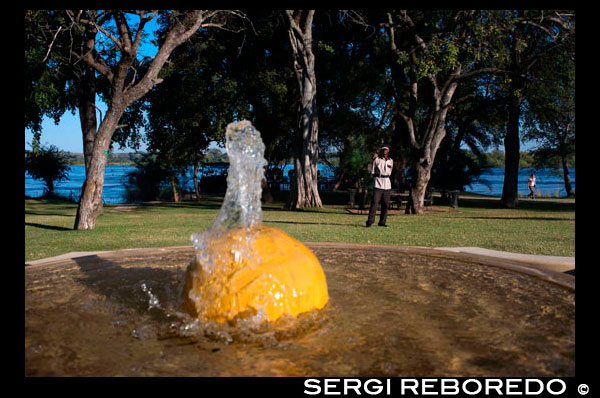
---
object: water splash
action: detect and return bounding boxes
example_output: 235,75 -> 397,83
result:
190,121 -> 267,274
140,283 -> 161,311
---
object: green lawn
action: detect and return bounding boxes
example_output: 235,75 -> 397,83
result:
25,193 -> 575,262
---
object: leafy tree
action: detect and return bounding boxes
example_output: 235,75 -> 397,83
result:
315,11 -> 396,192
371,10 -> 511,213
523,34 -> 575,196
27,10 -> 246,230
226,10 -> 298,196
124,154 -> 171,202
430,76 -> 504,192
25,145 -> 70,195
25,10 -> 93,157
143,29 -> 244,201
495,10 -> 575,207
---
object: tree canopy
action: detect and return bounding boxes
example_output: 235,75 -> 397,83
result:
26,9 -> 576,218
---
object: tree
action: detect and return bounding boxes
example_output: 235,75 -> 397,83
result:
25,10 -> 97,162
283,10 -> 323,209
315,10 -> 396,192
124,154 -> 171,202
429,77 -> 504,193
523,35 -> 575,196
376,10 -> 507,213
45,10 -> 245,229
25,145 -> 70,195
497,10 -> 574,207
143,30 -> 243,201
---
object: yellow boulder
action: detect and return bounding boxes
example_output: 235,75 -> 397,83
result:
181,225 -> 328,323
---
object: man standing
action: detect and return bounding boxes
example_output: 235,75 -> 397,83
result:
366,145 -> 393,227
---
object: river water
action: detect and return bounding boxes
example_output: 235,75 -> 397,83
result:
25,165 -> 574,204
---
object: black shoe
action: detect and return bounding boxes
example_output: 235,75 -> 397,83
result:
366,223 -> 372,228
378,224 -> 388,227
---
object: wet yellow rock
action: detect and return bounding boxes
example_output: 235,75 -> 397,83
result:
181,225 -> 328,323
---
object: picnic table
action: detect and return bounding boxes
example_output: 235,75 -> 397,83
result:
390,192 -> 410,210
390,190 -> 435,211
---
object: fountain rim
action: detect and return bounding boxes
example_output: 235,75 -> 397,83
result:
25,243 -> 574,291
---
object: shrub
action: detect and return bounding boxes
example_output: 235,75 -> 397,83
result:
25,145 -> 70,195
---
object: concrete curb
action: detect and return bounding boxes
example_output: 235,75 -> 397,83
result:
434,247 -> 574,274
25,245 -> 574,290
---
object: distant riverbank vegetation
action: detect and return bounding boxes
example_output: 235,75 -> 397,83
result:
62,147 -> 230,166
60,148 -> 573,170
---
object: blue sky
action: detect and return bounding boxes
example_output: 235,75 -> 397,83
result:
24,101 -> 148,153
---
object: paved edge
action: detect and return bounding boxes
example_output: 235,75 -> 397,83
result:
25,244 -> 574,290
434,247 -> 574,274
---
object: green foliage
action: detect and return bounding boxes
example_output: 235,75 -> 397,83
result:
522,33 -> 575,178
24,11 -> 78,135
24,145 -> 70,194
124,154 -> 172,202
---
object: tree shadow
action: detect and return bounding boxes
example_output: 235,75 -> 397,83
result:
264,220 -> 363,228
25,222 -> 72,231
462,216 -> 572,221
71,254 -> 185,321
132,200 -> 223,211
458,197 -> 575,212
25,211 -> 73,217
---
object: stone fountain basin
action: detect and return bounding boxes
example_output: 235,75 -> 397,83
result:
25,244 -> 574,377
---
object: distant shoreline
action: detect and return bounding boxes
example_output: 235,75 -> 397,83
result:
60,149 -> 573,169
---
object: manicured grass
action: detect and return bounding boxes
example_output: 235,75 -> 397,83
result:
25,193 -> 575,262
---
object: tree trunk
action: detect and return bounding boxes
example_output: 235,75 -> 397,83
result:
74,66 -> 98,173
501,19 -> 524,209
193,161 -> 201,200
501,87 -> 522,208
410,162 -> 431,214
74,105 -> 122,230
332,171 -> 345,192
73,142 -> 109,230
170,174 -> 180,202
72,21 -> 103,216
406,78 -> 457,214
285,10 -> 322,210
561,154 -> 573,197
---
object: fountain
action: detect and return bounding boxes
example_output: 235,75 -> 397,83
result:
25,121 -> 574,377
181,120 -> 328,324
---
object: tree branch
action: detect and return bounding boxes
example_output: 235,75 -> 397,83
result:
454,67 -> 511,81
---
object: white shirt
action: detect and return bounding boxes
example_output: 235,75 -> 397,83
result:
371,156 -> 393,190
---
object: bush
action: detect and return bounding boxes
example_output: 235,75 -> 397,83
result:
25,145 -> 70,194
124,154 -> 171,202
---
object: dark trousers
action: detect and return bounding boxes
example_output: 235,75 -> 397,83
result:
367,188 -> 391,226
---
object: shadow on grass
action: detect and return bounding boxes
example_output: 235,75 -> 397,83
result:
263,206 -> 351,215
124,200 -> 223,211
137,198 -> 352,215
264,220 -> 363,228
462,216 -> 572,221
25,211 -> 74,217
25,222 -> 72,231
457,197 -> 575,212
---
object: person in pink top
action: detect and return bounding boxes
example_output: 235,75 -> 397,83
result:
527,173 -> 536,199
366,145 -> 393,227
